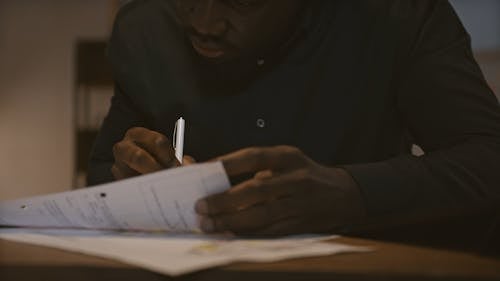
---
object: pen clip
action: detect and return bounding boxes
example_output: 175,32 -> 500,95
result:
173,120 -> 178,150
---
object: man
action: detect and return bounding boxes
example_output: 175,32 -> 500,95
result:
88,0 -> 500,236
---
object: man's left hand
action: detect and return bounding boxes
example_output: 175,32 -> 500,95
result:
195,146 -> 366,236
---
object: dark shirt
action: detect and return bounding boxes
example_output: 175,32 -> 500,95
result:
88,0 -> 500,219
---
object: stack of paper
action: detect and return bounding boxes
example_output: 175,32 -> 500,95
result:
0,162 -> 230,232
0,162 -> 370,276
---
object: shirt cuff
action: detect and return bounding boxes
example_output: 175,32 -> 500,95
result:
341,161 -> 416,217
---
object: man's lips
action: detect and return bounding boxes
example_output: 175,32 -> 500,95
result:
190,37 -> 225,59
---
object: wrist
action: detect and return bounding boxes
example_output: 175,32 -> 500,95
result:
332,167 -> 367,223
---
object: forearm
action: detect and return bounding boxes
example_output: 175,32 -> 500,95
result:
343,138 -> 500,217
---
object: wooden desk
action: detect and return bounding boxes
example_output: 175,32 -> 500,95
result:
2,237 -> 500,281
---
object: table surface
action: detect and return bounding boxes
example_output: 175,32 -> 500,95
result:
2,236 -> 500,281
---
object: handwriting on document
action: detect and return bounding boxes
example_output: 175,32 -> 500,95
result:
0,162 -> 230,232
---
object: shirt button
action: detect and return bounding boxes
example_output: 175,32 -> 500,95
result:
256,118 -> 266,128
257,59 -> 265,66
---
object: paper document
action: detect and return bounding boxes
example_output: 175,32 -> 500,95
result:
0,162 -> 230,232
0,228 -> 371,276
0,162 -> 372,276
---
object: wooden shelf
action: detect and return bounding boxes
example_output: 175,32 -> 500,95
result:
74,40 -> 114,187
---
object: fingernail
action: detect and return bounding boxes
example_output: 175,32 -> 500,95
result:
195,200 -> 208,214
200,217 -> 215,233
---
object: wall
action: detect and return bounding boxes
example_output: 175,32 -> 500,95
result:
0,1 -> 111,200
450,0 -> 500,51
453,0 -> 500,100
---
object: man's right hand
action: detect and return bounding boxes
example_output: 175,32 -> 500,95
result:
111,127 -> 194,180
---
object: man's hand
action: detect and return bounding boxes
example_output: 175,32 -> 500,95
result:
195,146 -> 366,236
111,127 -> 194,180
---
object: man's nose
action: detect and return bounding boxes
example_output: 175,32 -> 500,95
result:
189,0 -> 227,37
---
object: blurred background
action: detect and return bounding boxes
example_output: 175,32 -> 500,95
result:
0,0 -> 499,200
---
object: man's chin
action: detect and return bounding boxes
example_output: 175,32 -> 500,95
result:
191,43 -> 226,60
189,38 -> 240,64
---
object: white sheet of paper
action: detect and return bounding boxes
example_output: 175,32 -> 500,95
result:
0,162 -> 230,232
0,228 -> 371,276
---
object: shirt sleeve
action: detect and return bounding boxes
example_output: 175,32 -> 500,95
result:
87,4 -> 150,186
87,84 -> 147,186
342,0 -> 500,217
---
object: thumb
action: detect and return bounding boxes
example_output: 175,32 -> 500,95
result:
182,155 -> 196,165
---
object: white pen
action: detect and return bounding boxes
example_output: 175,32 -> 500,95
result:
173,117 -> 185,164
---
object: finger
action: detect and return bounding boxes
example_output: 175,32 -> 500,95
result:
113,140 -> 164,174
255,214 -> 334,236
254,170 -> 273,180
216,146 -> 308,177
125,127 -> 179,168
111,164 -> 127,180
182,155 -> 196,165
252,217 -> 305,237
196,169 -> 310,215
200,197 -> 302,234
111,161 -> 140,180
